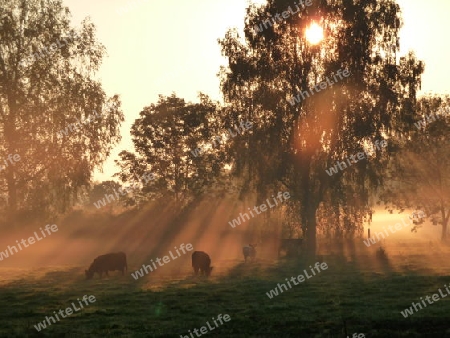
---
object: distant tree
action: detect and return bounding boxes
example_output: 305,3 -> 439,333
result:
381,95 -> 450,241
88,180 -> 122,202
0,0 -> 124,221
87,180 -> 124,211
116,93 -> 226,205
218,0 -> 424,255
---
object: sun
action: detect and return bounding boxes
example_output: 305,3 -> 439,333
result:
250,0 -> 267,5
305,22 -> 324,45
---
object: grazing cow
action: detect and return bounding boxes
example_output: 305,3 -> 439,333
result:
192,251 -> 213,276
278,239 -> 303,257
85,252 -> 127,279
243,244 -> 256,262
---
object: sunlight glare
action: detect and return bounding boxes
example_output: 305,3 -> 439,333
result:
305,22 -> 324,45
251,0 -> 267,5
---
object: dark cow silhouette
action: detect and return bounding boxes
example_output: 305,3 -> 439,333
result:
192,251 -> 213,276
278,239 -> 303,257
85,252 -> 127,279
243,244 -> 256,262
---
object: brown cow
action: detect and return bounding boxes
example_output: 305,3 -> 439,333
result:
192,251 -> 213,276
85,252 -> 127,279
278,239 -> 303,257
243,244 -> 257,262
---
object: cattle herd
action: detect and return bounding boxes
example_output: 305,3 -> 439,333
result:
85,239 -> 302,279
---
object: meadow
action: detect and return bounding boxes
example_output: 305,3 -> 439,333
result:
1,219 -> 450,337
1,0 -> 449,337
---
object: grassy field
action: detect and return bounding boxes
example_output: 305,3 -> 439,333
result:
0,206 -> 449,337
1,240 -> 450,338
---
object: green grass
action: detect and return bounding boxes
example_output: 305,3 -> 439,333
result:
1,252 -> 450,337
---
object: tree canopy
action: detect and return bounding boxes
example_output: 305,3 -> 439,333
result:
116,93 -> 227,206
381,95 -> 450,240
218,0 -> 424,254
0,0 -> 124,221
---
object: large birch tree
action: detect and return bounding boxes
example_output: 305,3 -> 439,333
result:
219,0 -> 423,255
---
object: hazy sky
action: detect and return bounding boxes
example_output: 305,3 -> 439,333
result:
63,0 -> 450,182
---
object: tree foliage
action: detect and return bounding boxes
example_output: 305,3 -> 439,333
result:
116,93 -> 226,205
0,0 -> 124,220
381,95 -> 450,240
218,0 -> 423,254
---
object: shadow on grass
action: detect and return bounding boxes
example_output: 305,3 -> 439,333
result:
2,243 -> 450,337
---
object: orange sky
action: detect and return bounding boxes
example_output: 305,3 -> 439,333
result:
62,0 -> 450,182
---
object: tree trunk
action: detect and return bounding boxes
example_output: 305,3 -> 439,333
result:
305,205 -> 317,257
440,205 -> 448,241
299,155 -> 319,258
303,182 -> 318,257
5,90 -> 18,219
441,217 -> 448,241
6,168 -> 17,217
